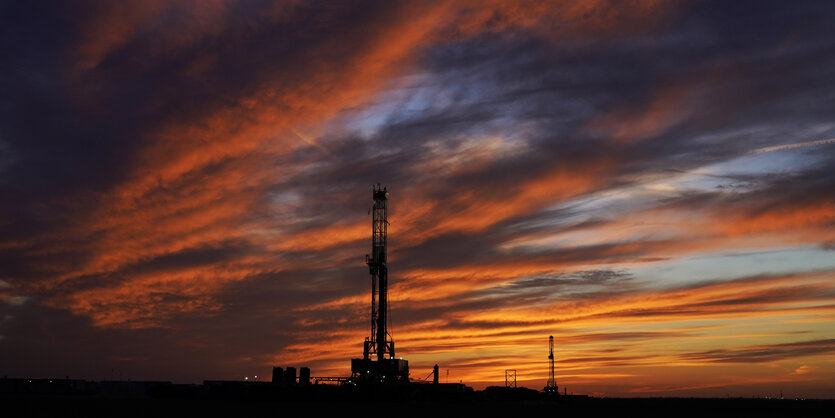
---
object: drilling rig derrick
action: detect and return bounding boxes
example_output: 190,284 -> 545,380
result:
545,335 -> 558,394
351,184 -> 409,384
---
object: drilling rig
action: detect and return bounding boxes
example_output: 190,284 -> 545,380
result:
544,335 -> 558,394
350,184 -> 409,383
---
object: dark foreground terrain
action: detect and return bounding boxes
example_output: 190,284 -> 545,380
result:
2,378 -> 832,417
3,393 -> 832,418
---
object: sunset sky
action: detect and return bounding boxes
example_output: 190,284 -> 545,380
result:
2,0 -> 834,398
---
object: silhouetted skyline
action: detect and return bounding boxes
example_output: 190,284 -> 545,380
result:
1,1 -> 834,398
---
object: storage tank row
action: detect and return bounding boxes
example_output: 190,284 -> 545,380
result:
272,366 -> 310,385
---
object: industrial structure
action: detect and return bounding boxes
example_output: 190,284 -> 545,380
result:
505,370 -> 516,388
545,335 -> 558,394
264,187 -> 554,397
350,184 -> 409,383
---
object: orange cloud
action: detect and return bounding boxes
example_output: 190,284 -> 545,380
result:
275,222 -> 367,252
448,0 -> 677,40
37,1 -> 464,325
23,0 -> 688,331
586,82 -> 704,142
721,201 -> 835,236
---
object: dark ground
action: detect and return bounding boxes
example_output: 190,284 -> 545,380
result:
3,394 -> 833,418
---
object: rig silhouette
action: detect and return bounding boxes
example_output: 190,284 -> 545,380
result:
289,184 -> 551,392
272,184 -> 425,388
351,184 -> 409,383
